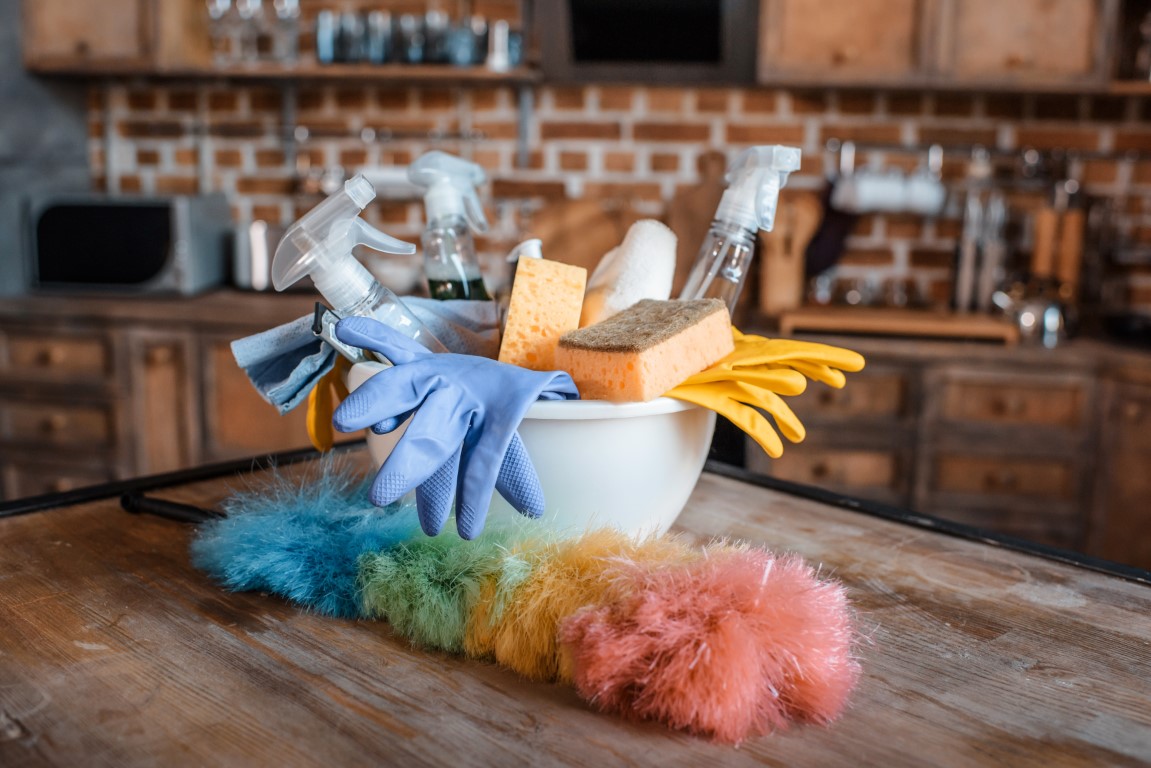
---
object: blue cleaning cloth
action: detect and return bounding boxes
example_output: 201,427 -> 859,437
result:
231,314 -> 335,415
231,298 -> 502,414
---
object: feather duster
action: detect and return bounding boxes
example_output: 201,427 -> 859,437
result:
560,543 -> 860,744
357,525 -> 520,654
483,529 -> 698,683
190,457 -> 421,618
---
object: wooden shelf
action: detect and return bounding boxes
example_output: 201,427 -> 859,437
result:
27,61 -> 542,86
1108,80 -> 1151,95
779,306 -> 1021,344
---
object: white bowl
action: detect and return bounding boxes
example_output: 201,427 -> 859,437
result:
348,361 -> 716,538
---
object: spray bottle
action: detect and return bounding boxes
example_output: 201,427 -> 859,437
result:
271,173 -> 448,353
408,150 -> 493,301
679,145 -> 802,313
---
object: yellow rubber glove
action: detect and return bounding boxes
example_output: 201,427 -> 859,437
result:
727,328 -> 865,389
305,356 -> 351,452
664,327 -> 865,458
667,379 -> 805,458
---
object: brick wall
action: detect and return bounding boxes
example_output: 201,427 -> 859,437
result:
88,80 -> 1151,314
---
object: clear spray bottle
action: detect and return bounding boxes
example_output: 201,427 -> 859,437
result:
679,145 -> 802,313
271,173 -> 447,353
408,150 -> 493,301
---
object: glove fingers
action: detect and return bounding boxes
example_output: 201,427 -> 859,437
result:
668,386 -> 785,458
334,366 -> 429,431
371,391 -> 470,506
370,408 -> 415,435
335,316 -> 431,366
692,380 -> 806,443
494,432 -> 545,519
455,420 -> 518,540
723,334 -> 865,373
777,360 -> 848,389
678,366 -> 807,396
416,449 -> 461,536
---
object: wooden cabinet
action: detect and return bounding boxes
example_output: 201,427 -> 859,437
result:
918,367 -> 1096,550
748,347 -> 1121,555
934,0 -> 1116,85
758,0 -> 931,84
198,333 -> 314,462
747,360 -> 919,506
0,293 -> 329,502
22,0 -> 211,73
1089,377 -> 1151,569
757,0 -> 1119,88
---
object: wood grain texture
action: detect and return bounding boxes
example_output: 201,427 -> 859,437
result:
1,455 -> 1150,766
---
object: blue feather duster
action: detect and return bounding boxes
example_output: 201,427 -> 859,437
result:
190,456 -> 421,618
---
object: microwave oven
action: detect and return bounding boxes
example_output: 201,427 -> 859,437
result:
25,193 -> 231,295
536,0 -> 758,84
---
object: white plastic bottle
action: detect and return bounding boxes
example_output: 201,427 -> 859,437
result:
679,145 -> 802,313
271,173 -> 448,353
408,150 -> 493,301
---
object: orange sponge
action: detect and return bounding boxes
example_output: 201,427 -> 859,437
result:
555,298 -> 733,402
499,258 -> 588,371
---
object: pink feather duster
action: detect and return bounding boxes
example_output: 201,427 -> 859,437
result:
560,543 -> 860,744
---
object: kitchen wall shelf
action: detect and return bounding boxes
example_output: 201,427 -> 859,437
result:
29,62 -> 542,86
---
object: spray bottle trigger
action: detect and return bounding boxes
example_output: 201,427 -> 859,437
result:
351,218 -> 417,255
461,187 -> 490,233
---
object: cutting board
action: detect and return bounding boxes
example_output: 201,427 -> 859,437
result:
526,198 -> 644,274
759,190 -> 823,317
667,151 -> 728,297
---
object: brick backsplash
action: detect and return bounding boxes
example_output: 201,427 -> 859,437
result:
88,81 -> 1151,315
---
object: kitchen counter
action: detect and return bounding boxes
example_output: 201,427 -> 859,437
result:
1,447 -> 1149,767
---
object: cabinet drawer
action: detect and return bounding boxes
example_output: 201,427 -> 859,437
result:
932,454 -> 1076,501
1,460 -> 116,499
2,330 -> 112,384
0,400 -> 115,449
770,448 -> 901,491
790,368 -> 910,421
938,378 -> 1087,429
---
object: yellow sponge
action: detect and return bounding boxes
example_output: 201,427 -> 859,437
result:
499,258 -> 588,371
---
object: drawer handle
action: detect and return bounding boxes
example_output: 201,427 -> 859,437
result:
817,390 -> 836,407
984,470 -> 1019,492
51,478 -> 76,493
832,46 -> 860,66
1124,402 -> 1144,422
146,346 -> 175,366
40,413 -> 68,434
35,346 -> 66,368
990,396 -> 1025,417
811,462 -> 830,480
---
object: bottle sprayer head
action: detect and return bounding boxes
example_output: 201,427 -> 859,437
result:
271,174 -> 416,313
408,150 -> 489,233
715,145 -> 802,233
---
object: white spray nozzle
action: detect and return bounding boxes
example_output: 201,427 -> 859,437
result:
506,238 -> 542,262
271,174 -> 416,312
716,145 -> 802,233
408,150 -> 489,233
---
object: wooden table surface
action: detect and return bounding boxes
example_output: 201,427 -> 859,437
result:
2,452 -> 1149,767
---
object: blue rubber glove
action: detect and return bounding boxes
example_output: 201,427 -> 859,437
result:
333,316 -> 580,539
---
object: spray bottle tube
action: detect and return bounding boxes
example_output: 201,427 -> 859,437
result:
409,150 -> 492,301
271,174 -> 448,353
680,145 -> 801,313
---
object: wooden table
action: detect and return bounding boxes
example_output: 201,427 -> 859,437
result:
2,449 -> 1149,767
